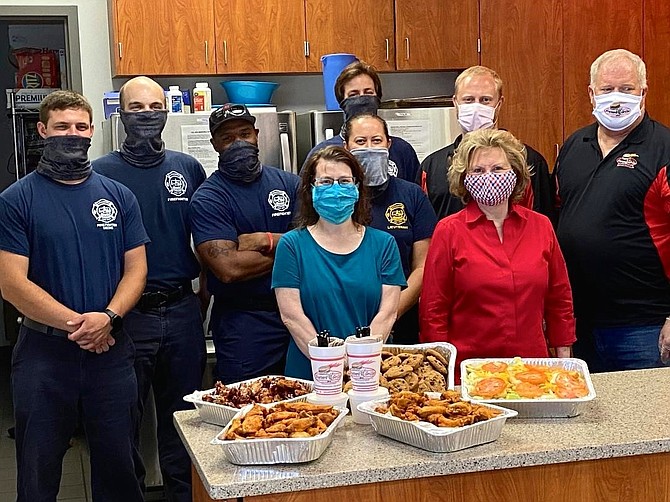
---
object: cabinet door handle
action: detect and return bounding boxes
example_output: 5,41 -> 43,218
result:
205,40 -> 209,65
224,40 -> 228,65
555,143 -> 560,161
405,37 -> 410,61
118,42 -> 123,60
385,38 -> 389,62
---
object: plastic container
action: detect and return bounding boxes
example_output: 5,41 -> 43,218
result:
348,387 -> 389,424
193,82 -> 212,112
166,85 -> 183,113
220,80 -> 279,105
320,53 -> 358,110
102,91 -> 120,119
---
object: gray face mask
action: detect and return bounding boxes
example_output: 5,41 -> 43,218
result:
217,140 -> 262,183
340,95 -> 381,121
350,147 -> 390,187
36,135 -> 92,181
119,110 -> 167,168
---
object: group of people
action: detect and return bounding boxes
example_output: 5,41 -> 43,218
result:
1,47 -> 669,502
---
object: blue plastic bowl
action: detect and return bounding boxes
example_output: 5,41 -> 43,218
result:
220,80 -> 279,105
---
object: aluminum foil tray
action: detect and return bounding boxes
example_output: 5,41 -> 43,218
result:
460,358 -> 597,418
382,342 -> 457,389
357,398 -> 517,453
183,375 -> 313,427
211,405 -> 348,465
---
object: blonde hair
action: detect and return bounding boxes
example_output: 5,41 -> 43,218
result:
590,49 -> 647,88
454,66 -> 503,99
449,129 -> 529,204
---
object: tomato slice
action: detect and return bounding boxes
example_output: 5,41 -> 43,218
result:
515,370 -> 548,385
481,361 -> 508,373
555,384 -> 588,399
473,377 -> 508,398
514,381 -> 545,398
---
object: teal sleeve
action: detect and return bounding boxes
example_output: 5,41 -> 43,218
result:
381,234 -> 408,288
271,231 -> 300,289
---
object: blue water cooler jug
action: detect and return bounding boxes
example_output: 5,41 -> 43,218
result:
321,53 -> 358,111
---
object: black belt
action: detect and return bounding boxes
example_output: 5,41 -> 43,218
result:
136,282 -> 192,310
22,317 -> 70,338
219,295 -> 279,312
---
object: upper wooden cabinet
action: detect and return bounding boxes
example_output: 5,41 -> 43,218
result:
562,0 -> 643,137
214,0 -> 306,73
111,0 -> 215,76
304,0 -> 395,72
395,0 -> 479,71
480,0 -> 563,165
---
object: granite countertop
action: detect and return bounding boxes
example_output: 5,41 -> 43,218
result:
174,367 -> 670,500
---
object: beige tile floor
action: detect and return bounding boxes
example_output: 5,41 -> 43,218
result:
0,347 -> 91,502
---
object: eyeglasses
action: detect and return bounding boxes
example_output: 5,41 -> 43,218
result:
313,176 -> 357,187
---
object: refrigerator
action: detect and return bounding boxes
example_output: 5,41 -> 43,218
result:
104,107 -> 299,176
296,106 -> 460,167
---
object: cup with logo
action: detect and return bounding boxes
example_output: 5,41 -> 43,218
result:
307,338 -> 349,408
344,335 -> 390,424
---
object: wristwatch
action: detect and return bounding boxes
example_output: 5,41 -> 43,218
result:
104,308 -> 123,335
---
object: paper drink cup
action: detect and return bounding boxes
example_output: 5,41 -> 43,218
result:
345,336 -> 383,392
308,339 -> 346,395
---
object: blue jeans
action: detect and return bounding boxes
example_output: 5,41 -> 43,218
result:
592,324 -> 666,372
125,292 -> 205,502
12,327 -> 142,502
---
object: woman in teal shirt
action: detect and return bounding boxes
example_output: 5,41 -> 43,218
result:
272,146 -> 406,379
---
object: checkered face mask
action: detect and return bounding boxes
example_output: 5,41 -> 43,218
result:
463,169 -> 517,206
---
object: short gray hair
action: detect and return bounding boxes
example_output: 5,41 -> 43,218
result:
590,49 -> 647,88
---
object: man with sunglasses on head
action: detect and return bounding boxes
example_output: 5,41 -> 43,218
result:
190,103 -> 300,384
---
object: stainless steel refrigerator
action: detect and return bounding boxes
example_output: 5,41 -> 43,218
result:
104,107 -> 298,175
296,106 -> 460,167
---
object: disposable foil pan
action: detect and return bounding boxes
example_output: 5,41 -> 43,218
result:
460,358 -> 597,418
357,398 -> 517,453
382,342 -> 457,389
183,375 -> 313,427
211,405 -> 348,465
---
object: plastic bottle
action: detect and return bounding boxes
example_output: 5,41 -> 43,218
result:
166,85 -> 183,113
193,82 -> 212,113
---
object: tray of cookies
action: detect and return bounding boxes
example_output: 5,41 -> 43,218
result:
343,342 -> 456,394
183,376 -> 313,427
357,390 -> 517,453
211,401 -> 348,464
461,357 -> 596,418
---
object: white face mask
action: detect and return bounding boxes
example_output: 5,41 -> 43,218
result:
592,92 -> 643,132
457,102 -> 497,133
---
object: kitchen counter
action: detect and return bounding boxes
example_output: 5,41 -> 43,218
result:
175,368 -> 670,501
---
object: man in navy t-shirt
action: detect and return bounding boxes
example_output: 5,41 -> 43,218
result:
0,90 -> 148,501
190,104 -> 300,383
94,76 -> 206,502
301,60 -> 421,185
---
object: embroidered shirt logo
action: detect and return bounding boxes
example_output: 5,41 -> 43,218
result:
387,159 -> 399,177
165,171 -> 188,199
92,198 -> 118,230
385,202 -> 407,226
616,153 -> 639,169
268,189 -> 291,216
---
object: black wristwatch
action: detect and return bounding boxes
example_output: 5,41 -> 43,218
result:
104,309 -> 123,334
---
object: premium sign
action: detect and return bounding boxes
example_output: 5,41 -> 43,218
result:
6,88 -> 59,109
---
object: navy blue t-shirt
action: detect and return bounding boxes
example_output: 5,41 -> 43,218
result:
94,150 -> 206,290
189,166 -> 300,300
369,177 -> 437,278
0,171 -> 149,314
302,134 -> 421,185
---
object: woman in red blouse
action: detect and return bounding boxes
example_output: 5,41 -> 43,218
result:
419,129 -> 575,375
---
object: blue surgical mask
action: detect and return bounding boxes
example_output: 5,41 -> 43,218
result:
312,183 -> 359,224
218,139 -> 262,183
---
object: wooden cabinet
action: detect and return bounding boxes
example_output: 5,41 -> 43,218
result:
480,0 -> 563,164
304,0 -> 395,72
395,0 -> 479,71
562,0 -> 643,137
643,0 -> 670,128
214,0 -> 306,73
110,0 -> 215,76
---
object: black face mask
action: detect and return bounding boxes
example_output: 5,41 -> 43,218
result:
340,95 -> 381,121
36,135 -> 92,181
217,140 -> 262,183
119,110 -> 168,168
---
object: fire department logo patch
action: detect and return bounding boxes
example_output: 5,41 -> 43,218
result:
268,189 -> 290,212
92,199 -> 118,226
165,171 -> 187,196
385,202 -> 407,225
615,153 -> 639,169
387,159 -> 399,177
